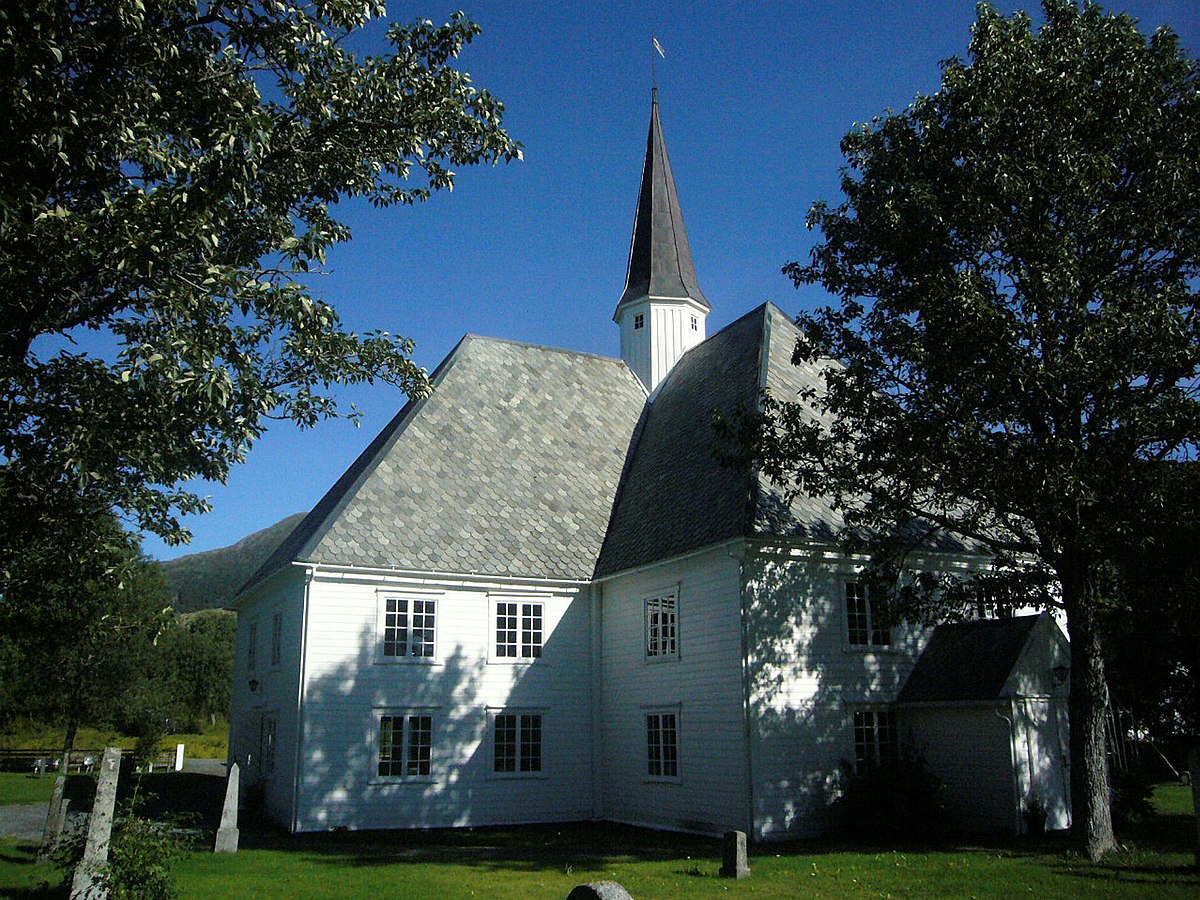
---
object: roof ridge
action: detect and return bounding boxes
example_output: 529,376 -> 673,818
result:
460,332 -> 639,368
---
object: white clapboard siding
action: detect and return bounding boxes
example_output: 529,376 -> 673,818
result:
904,703 -> 1021,833
617,300 -> 707,392
230,567 -> 306,827
597,546 -> 750,835
742,549 -> 930,840
1011,697 -> 1072,831
293,571 -> 594,831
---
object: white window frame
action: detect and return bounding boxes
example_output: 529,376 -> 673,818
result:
643,588 -> 679,661
488,708 -> 545,778
269,609 -> 283,668
851,708 -> 898,773
490,598 -> 545,662
376,593 -> 440,663
844,580 -> 892,649
374,708 -> 437,782
644,706 -> 681,782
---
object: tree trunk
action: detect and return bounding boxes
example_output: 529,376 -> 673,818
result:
1189,740 -> 1199,870
1061,565 -> 1116,861
58,717 -> 78,776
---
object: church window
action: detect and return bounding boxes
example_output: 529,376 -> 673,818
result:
845,581 -> 891,647
852,709 -> 897,772
644,591 -> 678,660
634,313 -> 644,329
646,709 -> 679,779
494,600 -> 543,659
270,610 -> 283,667
378,711 -> 434,778
690,315 -> 698,331
381,596 -> 437,658
259,712 -> 277,776
247,622 -> 258,672
492,711 -> 542,774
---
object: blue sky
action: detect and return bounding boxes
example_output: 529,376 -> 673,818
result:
142,0 -> 1200,560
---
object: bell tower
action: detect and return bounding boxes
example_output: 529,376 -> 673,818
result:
614,90 -> 710,392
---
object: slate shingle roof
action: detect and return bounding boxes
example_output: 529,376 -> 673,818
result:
245,335 -> 646,588
594,303 -> 846,578
247,301 -> 978,594
897,615 -> 1041,703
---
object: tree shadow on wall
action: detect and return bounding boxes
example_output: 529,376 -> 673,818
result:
742,544 -> 930,841
245,601 -> 599,856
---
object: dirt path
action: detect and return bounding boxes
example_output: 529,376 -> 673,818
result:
0,803 -> 48,842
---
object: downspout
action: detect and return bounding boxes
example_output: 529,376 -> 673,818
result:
995,701 -> 1022,835
290,566 -> 315,834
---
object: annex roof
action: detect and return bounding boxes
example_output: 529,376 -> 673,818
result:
614,90 -> 710,318
897,614 -> 1044,703
244,335 -> 646,589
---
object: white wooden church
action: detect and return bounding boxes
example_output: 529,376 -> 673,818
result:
231,93 -> 1072,840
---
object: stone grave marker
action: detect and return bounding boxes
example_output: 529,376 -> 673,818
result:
719,829 -> 750,879
38,775 -> 68,860
214,761 -> 240,853
566,881 -> 632,900
70,746 -> 120,900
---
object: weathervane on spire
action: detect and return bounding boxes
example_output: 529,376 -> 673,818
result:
652,36 -> 665,92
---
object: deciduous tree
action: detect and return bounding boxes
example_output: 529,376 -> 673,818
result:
756,1 -> 1199,859
0,1 -> 520,562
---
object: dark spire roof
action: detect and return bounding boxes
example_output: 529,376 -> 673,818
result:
614,90 -> 710,318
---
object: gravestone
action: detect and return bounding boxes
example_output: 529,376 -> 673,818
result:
566,882 -> 632,900
719,830 -> 750,879
38,775 -> 68,860
214,761 -> 240,853
174,743 -> 185,772
71,746 -> 121,900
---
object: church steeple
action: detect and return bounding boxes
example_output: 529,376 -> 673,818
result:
615,90 -> 710,392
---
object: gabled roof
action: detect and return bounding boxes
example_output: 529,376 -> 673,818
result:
244,335 -> 646,590
897,614 -> 1045,703
614,90 -> 710,317
595,303 -> 847,578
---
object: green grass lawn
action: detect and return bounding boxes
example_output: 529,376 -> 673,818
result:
2,784 -> 1196,899
0,773 -> 57,806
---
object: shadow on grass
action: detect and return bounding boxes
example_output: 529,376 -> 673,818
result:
0,841 -> 62,899
237,819 -> 724,875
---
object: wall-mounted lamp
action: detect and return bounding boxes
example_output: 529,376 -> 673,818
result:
248,678 -> 260,694
1052,664 -> 1070,686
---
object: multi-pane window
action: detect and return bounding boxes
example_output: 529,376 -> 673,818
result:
270,610 -> 283,667
378,713 -> 434,778
634,313 -> 645,329
645,593 -> 678,659
494,601 -> 544,659
845,581 -> 891,647
493,713 -> 543,774
646,711 -> 679,778
853,709 -> 898,772
247,622 -> 258,672
690,314 -> 698,331
382,597 -> 436,658
260,713 -> 277,776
